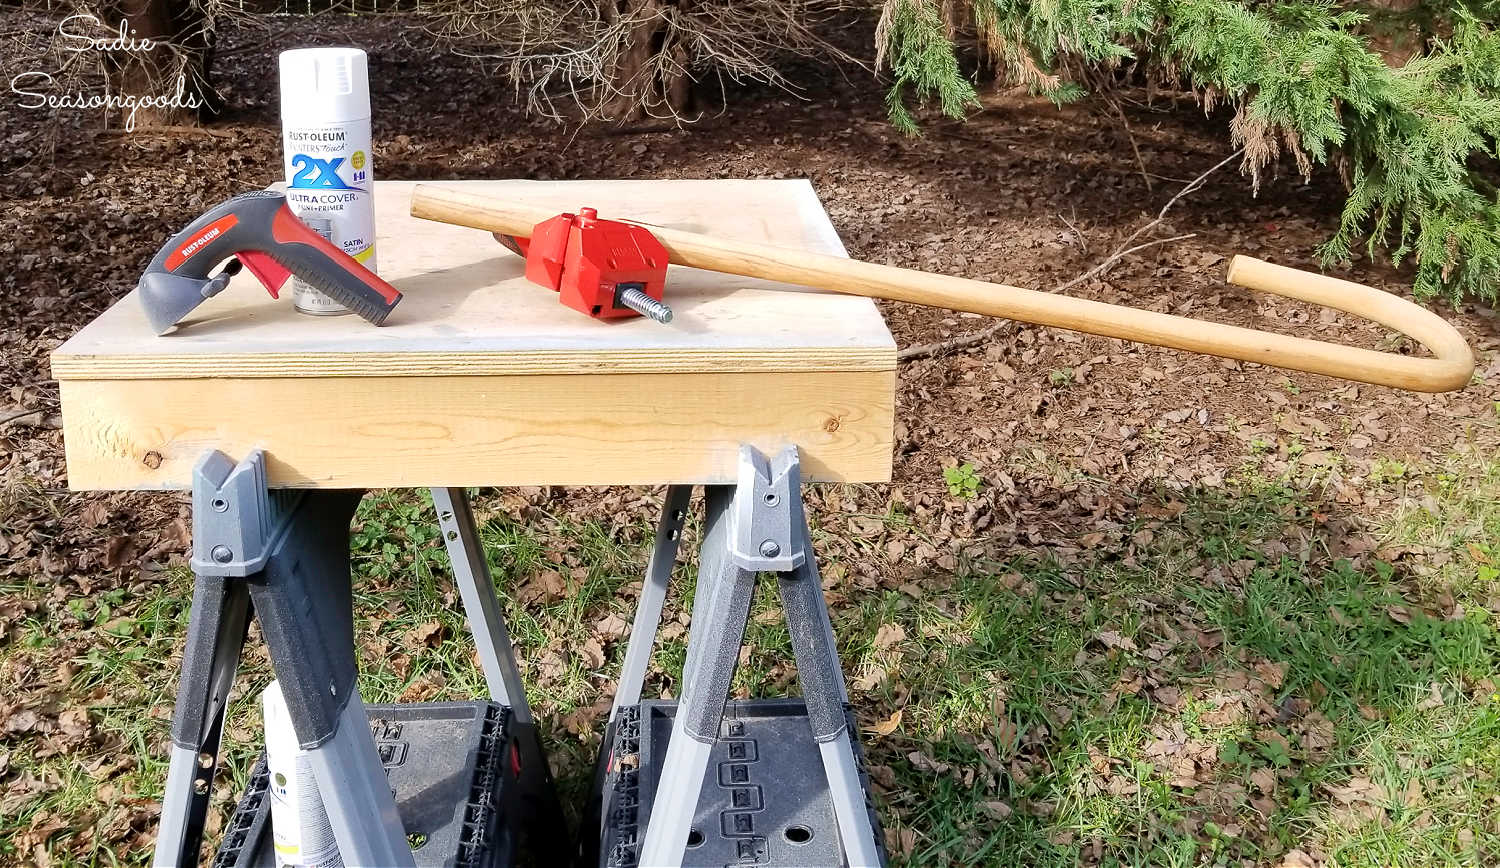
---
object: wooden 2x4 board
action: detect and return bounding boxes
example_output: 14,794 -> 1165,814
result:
51,180 -> 896,489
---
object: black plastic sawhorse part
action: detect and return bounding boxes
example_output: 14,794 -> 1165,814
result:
599,699 -> 884,868
213,701 -> 522,868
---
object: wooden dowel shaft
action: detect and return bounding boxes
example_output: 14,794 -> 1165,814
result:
411,184 -> 1474,393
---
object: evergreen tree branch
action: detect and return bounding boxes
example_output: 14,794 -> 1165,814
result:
881,0 -> 1500,304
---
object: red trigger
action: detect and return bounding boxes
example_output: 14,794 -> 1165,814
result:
235,251 -> 292,299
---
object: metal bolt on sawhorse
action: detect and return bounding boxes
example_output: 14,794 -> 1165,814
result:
590,445 -> 886,868
153,450 -> 566,867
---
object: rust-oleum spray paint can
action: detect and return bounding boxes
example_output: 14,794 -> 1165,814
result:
278,47 -> 376,316
263,680 -> 343,867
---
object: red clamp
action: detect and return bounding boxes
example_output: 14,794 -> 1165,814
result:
511,208 -> 672,323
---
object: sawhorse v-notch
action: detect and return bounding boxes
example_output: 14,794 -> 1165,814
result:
152,450 -> 567,867
593,446 -> 886,868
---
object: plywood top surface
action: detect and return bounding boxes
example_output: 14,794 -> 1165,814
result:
51,180 -> 895,380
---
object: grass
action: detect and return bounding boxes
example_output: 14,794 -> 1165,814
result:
852,482 -> 1499,866
2,453 -> 1498,865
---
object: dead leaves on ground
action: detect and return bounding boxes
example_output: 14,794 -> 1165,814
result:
854,622 -> 908,691
857,590 -> 1429,866
1093,629 -> 1137,652
873,622 -> 907,650
578,637 -> 606,669
397,670 -> 447,703
3,16 -> 1497,865
402,619 -> 447,649
864,707 -> 903,738
592,611 -> 630,641
2,703 -> 95,755
518,568 -> 571,604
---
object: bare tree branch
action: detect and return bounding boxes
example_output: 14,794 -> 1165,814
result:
1108,97 -> 1152,193
0,407 -> 48,428
424,0 -> 864,123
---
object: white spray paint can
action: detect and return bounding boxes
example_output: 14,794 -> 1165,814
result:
263,680 -> 344,867
278,47 -> 376,316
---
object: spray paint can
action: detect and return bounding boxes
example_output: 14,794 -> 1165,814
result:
278,47 -> 376,316
263,680 -> 344,867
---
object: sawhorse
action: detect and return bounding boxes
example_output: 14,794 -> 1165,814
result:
151,450 -> 566,866
593,446 -> 886,868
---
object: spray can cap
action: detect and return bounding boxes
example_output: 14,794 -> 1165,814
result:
279,47 -> 370,125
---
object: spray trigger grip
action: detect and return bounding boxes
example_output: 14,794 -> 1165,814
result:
234,251 -> 293,299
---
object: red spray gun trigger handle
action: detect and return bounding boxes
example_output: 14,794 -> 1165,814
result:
235,251 -> 293,298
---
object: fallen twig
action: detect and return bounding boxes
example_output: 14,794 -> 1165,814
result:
898,148 -> 1244,363
0,408 -> 46,428
1110,98 -> 1153,193
1052,233 -> 1197,295
101,125 -> 236,139
1058,211 -> 1090,255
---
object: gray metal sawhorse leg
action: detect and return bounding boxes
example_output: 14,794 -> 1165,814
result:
581,485 -> 693,864
615,446 -> 884,868
154,450 -> 413,867
431,487 -> 571,854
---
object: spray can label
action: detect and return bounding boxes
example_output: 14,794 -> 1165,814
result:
282,119 -> 376,315
263,681 -> 344,867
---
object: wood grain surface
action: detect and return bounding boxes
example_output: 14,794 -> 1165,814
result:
60,371 -> 894,489
53,180 -> 896,489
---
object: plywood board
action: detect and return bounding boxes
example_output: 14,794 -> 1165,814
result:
51,180 -> 893,379
53,180 -> 896,489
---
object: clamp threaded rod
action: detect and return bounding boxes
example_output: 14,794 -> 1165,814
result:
618,286 -> 674,323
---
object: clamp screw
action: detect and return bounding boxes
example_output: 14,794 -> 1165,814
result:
211,545 -> 233,564
759,540 -> 781,558
617,286 -> 673,323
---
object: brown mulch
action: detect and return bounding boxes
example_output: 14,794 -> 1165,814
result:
1,9 -> 1497,862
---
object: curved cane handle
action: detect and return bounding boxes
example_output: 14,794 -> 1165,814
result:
1220,256 -> 1473,392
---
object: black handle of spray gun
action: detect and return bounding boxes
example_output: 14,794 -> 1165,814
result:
137,190 -> 402,334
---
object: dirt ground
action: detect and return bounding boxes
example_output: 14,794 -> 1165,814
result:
2,10 -> 1498,866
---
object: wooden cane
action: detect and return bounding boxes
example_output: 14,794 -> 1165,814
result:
410,184 -> 1474,393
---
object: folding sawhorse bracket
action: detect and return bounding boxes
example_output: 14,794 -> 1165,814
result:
153,450 -> 566,866
592,446 -> 886,868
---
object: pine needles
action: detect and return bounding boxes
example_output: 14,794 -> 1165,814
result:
877,0 -> 1500,304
